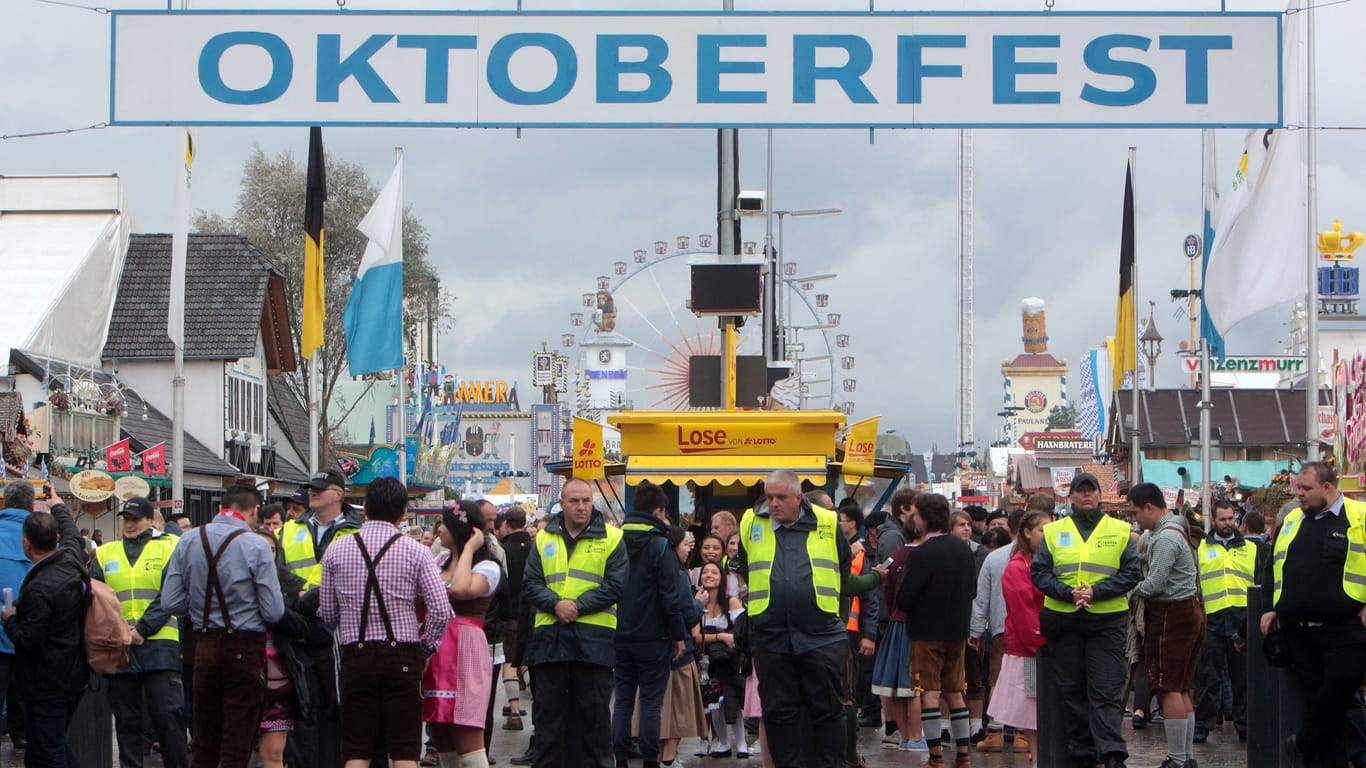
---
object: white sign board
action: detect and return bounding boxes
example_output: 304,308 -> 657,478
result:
109,11 -> 1282,128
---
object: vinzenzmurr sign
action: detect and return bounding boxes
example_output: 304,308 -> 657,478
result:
109,11 -> 1282,129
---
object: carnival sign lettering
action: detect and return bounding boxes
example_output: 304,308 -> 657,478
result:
109,11 -> 1281,128
1183,356 -> 1305,374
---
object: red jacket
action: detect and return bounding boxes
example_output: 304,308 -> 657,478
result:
1002,549 -> 1045,657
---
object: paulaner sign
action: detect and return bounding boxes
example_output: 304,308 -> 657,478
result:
109,11 -> 1281,128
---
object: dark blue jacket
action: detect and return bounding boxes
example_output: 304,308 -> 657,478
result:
615,513 -> 687,645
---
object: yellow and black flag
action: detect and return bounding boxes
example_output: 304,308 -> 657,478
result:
302,126 -> 326,359
1113,161 -> 1137,391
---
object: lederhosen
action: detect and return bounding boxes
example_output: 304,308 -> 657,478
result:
337,532 -> 425,762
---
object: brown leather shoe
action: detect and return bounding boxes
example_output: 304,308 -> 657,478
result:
503,714 -> 524,731
977,732 -> 1004,752
953,754 -> 973,768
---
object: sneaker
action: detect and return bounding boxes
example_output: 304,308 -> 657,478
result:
882,733 -> 901,749
900,739 -> 928,752
977,731 -> 1004,752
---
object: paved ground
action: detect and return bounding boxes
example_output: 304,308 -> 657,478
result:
0,685 -> 1253,767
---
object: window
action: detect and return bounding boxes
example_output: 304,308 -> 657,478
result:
225,373 -> 266,439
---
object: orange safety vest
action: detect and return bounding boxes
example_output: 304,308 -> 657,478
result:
845,549 -> 864,632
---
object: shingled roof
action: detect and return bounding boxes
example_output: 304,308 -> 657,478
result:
103,233 -> 296,372
1110,388 -> 1333,448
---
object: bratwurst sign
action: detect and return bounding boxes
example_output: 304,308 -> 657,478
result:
109,11 -> 1281,128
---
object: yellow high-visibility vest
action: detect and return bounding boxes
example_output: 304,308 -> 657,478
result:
1042,515 -> 1130,614
1197,539 -> 1258,614
280,517 -> 358,588
533,524 -> 624,630
740,505 -> 841,618
1272,498 -> 1366,607
96,534 -> 179,643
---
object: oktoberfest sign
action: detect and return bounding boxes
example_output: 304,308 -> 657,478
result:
110,11 -> 1281,128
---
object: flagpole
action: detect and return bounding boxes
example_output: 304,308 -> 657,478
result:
1129,147 -> 1141,486
1304,2 -> 1320,461
394,146 -> 408,487
1198,133 -> 1214,516
308,361 -> 320,474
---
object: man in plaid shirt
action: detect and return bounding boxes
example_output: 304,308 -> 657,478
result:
319,476 -> 453,768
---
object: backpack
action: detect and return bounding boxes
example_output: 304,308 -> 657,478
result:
83,576 -> 132,675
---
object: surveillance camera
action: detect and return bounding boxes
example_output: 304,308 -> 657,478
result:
737,190 -> 766,215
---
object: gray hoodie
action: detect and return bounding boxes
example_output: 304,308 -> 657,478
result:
1134,513 -> 1198,601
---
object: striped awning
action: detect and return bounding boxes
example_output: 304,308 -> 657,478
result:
623,454 -> 829,487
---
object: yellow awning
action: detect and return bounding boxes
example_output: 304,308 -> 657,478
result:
624,454 -> 829,487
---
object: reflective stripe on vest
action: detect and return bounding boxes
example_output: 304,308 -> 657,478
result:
1042,515 -> 1130,615
533,524 -> 624,630
281,519 -> 358,588
1198,540 -> 1257,613
845,549 -> 864,632
1272,499 -> 1366,607
741,505 -> 842,618
96,534 -> 180,643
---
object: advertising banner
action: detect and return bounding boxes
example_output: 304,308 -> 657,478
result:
842,416 -> 878,484
111,11 -> 1281,128
572,416 -> 606,480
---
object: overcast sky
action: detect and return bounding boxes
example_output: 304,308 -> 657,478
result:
5,0 -> 1365,453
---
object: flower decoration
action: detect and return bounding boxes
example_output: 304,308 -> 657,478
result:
104,397 -> 126,417
48,390 -> 71,412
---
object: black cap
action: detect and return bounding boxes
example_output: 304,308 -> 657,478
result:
964,505 -> 989,523
119,497 -> 155,519
288,487 -> 310,506
1070,472 -> 1101,493
309,468 -> 347,490
986,509 -> 1009,524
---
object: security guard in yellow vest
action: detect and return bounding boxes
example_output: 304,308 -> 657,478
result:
1192,498 -> 1262,743
1258,462 -> 1366,766
524,477 -> 628,768
91,497 -> 190,768
732,471 -> 852,768
282,467 -> 361,768
1030,472 -> 1140,768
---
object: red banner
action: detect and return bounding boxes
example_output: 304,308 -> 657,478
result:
141,443 -> 167,476
105,438 -> 132,473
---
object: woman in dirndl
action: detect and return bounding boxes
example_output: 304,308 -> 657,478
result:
423,501 -> 503,768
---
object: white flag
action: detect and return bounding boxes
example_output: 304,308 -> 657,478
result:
168,129 -> 194,349
1203,4 -> 1306,336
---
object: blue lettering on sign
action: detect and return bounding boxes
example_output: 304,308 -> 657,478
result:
487,33 -> 578,106
792,35 -> 876,104
1158,35 -> 1232,104
596,35 -> 672,104
318,34 -> 399,103
198,31 -> 293,105
1081,35 -> 1155,107
586,369 -> 627,380
396,35 -> 477,104
992,35 -> 1061,105
896,35 -> 965,105
697,34 -> 767,104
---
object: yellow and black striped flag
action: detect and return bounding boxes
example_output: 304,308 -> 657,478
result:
1113,161 -> 1136,391
302,126 -> 326,359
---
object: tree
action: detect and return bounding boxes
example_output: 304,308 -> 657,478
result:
1046,403 -> 1080,431
195,144 -> 453,465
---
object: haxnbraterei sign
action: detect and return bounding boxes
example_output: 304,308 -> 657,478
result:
109,11 -> 1282,128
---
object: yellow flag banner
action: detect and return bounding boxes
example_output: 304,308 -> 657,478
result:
572,416 -> 606,480
842,416 -> 879,486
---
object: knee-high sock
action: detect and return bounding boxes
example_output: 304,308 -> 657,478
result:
503,677 -> 520,709
1186,712 -> 1196,757
923,708 -> 943,752
950,707 -> 971,749
730,720 -> 747,755
710,710 -> 730,752
1164,716 -> 1188,763
438,752 -> 460,768
458,749 -> 491,768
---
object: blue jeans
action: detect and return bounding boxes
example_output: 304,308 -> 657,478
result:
611,640 -> 673,763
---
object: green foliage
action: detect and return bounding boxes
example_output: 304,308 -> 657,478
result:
1046,403 -> 1080,431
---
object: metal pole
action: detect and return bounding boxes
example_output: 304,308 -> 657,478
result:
717,0 -> 739,408
1304,1 -> 1320,461
395,146 -> 408,486
1130,147 -> 1141,484
308,359 -> 319,473
777,212 -> 786,360
763,129 -> 775,363
173,346 -> 184,508
1200,338 -> 1212,513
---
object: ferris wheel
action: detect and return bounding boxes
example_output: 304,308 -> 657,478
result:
558,233 -> 856,415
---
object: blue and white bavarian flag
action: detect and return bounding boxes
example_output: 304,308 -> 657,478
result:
343,159 -> 405,376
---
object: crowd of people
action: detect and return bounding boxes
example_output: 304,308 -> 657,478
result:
0,459 -> 1359,768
